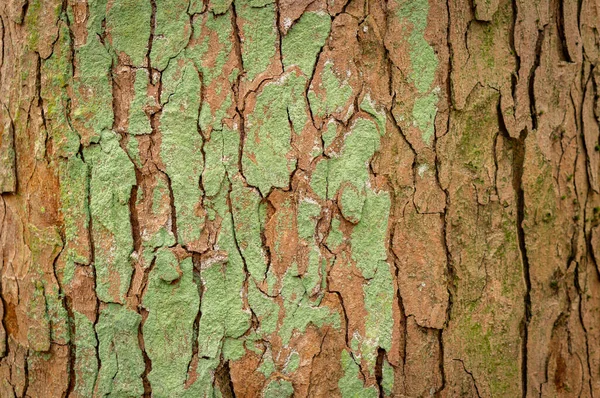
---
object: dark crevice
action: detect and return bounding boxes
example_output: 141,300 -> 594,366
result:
215,360 -> 236,398
375,347 -> 385,398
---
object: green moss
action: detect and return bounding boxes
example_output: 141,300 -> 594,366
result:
242,72 -> 307,194
351,189 -> 390,279
143,250 -> 200,396
151,0 -> 191,70
338,350 -> 378,398
328,118 -> 380,223
263,379 -> 294,398
359,95 -> 386,137
160,55 -> 205,247
235,0 -> 277,81
297,198 -> 320,241
180,358 -> 219,397
95,304 -> 145,397
27,279 -> 51,352
106,0 -> 152,66
282,12 -> 331,76
393,0 -> 440,145
248,280 -> 280,336
84,131 -> 136,303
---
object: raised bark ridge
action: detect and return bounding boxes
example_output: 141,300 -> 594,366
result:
0,0 -> 599,397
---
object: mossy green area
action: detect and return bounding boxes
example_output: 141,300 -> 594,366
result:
197,183 -> 250,358
242,72 -> 306,195
106,0 -> 152,67
394,0 -> 440,145
143,251 -> 200,396
151,0 -> 191,71
72,312 -> 99,397
308,62 -> 353,120
84,131 -> 136,303
338,350 -> 379,398
282,12 -> 331,76
235,0 -> 277,81
58,156 -> 90,285
95,304 -> 145,397
128,69 -> 152,135
160,55 -> 205,247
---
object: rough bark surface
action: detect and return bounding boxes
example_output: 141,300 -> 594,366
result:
0,0 -> 599,396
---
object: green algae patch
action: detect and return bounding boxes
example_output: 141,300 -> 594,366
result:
393,0 -> 440,145
350,190 -> 391,279
242,72 -> 308,195
84,131 -> 136,303
128,69 -> 152,135
27,279 -> 51,352
197,184 -> 250,358
72,39 -> 114,145
395,0 -> 438,94
41,21 -> 80,158
106,0 -> 152,66
151,0 -> 191,70
248,281 -> 280,336
95,304 -> 145,397
284,352 -> 300,374
308,62 -> 353,120
231,178 -> 268,280
279,266 -> 340,345
58,156 -> 90,285
282,12 -> 331,76
362,264 -> 394,367
73,311 -> 98,397
202,127 -> 240,197
209,0 -> 233,14
381,358 -> 395,397
412,91 -> 438,145
143,250 -> 200,396
263,379 -> 294,398
310,159 -> 328,200
326,215 -> 344,251
160,56 -> 205,248
235,0 -> 278,81
327,118 -> 381,223
338,350 -> 378,398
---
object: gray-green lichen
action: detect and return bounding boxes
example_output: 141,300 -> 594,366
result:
160,55 -> 205,248
143,250 -> 200,396
84,131 -> 136,303
95,304 -> 145,397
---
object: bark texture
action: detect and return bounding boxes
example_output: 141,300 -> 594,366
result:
0,0 -> 599,396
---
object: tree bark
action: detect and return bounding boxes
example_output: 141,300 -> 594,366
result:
0,0 -> 599,396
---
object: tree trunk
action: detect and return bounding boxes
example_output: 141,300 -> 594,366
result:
0,0 -> 599,396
